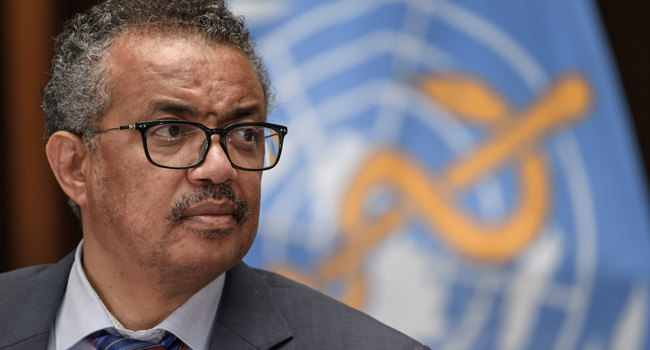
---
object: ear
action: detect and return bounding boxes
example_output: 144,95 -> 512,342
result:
46,131 -> 91,207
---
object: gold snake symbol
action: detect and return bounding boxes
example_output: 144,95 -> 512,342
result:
273,73 -> 592,309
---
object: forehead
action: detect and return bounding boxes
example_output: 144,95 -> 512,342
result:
101,31 -> 265,124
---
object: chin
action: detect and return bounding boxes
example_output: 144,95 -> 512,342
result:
175,227 -> 254,269
162,248 -> 238,279
190,225 -> 237,239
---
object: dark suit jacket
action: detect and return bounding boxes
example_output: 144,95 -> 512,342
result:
0,252 -> 430,350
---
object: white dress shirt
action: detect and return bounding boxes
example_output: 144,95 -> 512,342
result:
47,240 -> 225,350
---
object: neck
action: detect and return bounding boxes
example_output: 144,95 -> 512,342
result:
81,238 -> 216,331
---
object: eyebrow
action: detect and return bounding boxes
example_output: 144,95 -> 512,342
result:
145,101 -> 264,122
148,102 -> 199,119
224,105 -> 264,123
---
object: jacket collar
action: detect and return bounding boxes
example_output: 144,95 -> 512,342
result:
210,262 -> 293,349
0,255 -> 293,350
0,251 -> 74,350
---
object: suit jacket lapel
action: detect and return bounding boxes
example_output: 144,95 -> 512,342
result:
0,255 -> 293,350
210,262 -> 293,350
0,252 -> 74,350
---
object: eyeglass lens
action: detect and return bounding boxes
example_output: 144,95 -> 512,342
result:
145,123 -> 281,169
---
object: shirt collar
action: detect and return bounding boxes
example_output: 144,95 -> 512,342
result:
54,240 -> 225,350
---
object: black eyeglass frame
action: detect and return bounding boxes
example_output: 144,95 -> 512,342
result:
92,120 -> 288,171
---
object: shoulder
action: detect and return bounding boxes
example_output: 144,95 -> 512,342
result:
251,267 -> 350,312
0,253 -> 74,349
250,267 -> 429,350
0,264 -> 56,300
250,267 -> 379,324
0,252 -> 73,308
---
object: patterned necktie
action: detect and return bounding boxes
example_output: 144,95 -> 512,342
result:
88,330 -> 189,350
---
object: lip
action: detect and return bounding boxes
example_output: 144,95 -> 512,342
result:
184,214 -> 235,227
181,201 -> 237,228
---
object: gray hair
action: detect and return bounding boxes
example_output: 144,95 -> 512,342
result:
42,0 -> 273,220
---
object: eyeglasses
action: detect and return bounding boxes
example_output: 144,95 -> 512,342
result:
92,120 -> 288,171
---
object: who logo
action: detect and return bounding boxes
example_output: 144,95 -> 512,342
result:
237,0 -> 650,349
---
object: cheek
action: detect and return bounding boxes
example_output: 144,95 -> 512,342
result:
236,172 -> 261,237
89,152 -> 175,229
242,173 -> 262,215
120,171 -> 179,227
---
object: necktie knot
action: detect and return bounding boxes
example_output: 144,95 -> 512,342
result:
87,331 -> 188,350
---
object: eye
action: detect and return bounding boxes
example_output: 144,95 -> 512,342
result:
154,125 -> 181,139
150,124 -> 201,140
232,127 -> 258,142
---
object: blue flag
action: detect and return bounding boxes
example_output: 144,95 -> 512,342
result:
235,0 -> 650,348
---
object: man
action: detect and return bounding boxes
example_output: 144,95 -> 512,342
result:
0,1 -> 430,349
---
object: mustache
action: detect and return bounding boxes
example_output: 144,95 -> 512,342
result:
165,184 -> 250,226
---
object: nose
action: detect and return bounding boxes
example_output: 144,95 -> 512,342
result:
187,135 -> 237,185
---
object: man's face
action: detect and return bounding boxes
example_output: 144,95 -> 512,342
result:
82,33 -> 265,280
